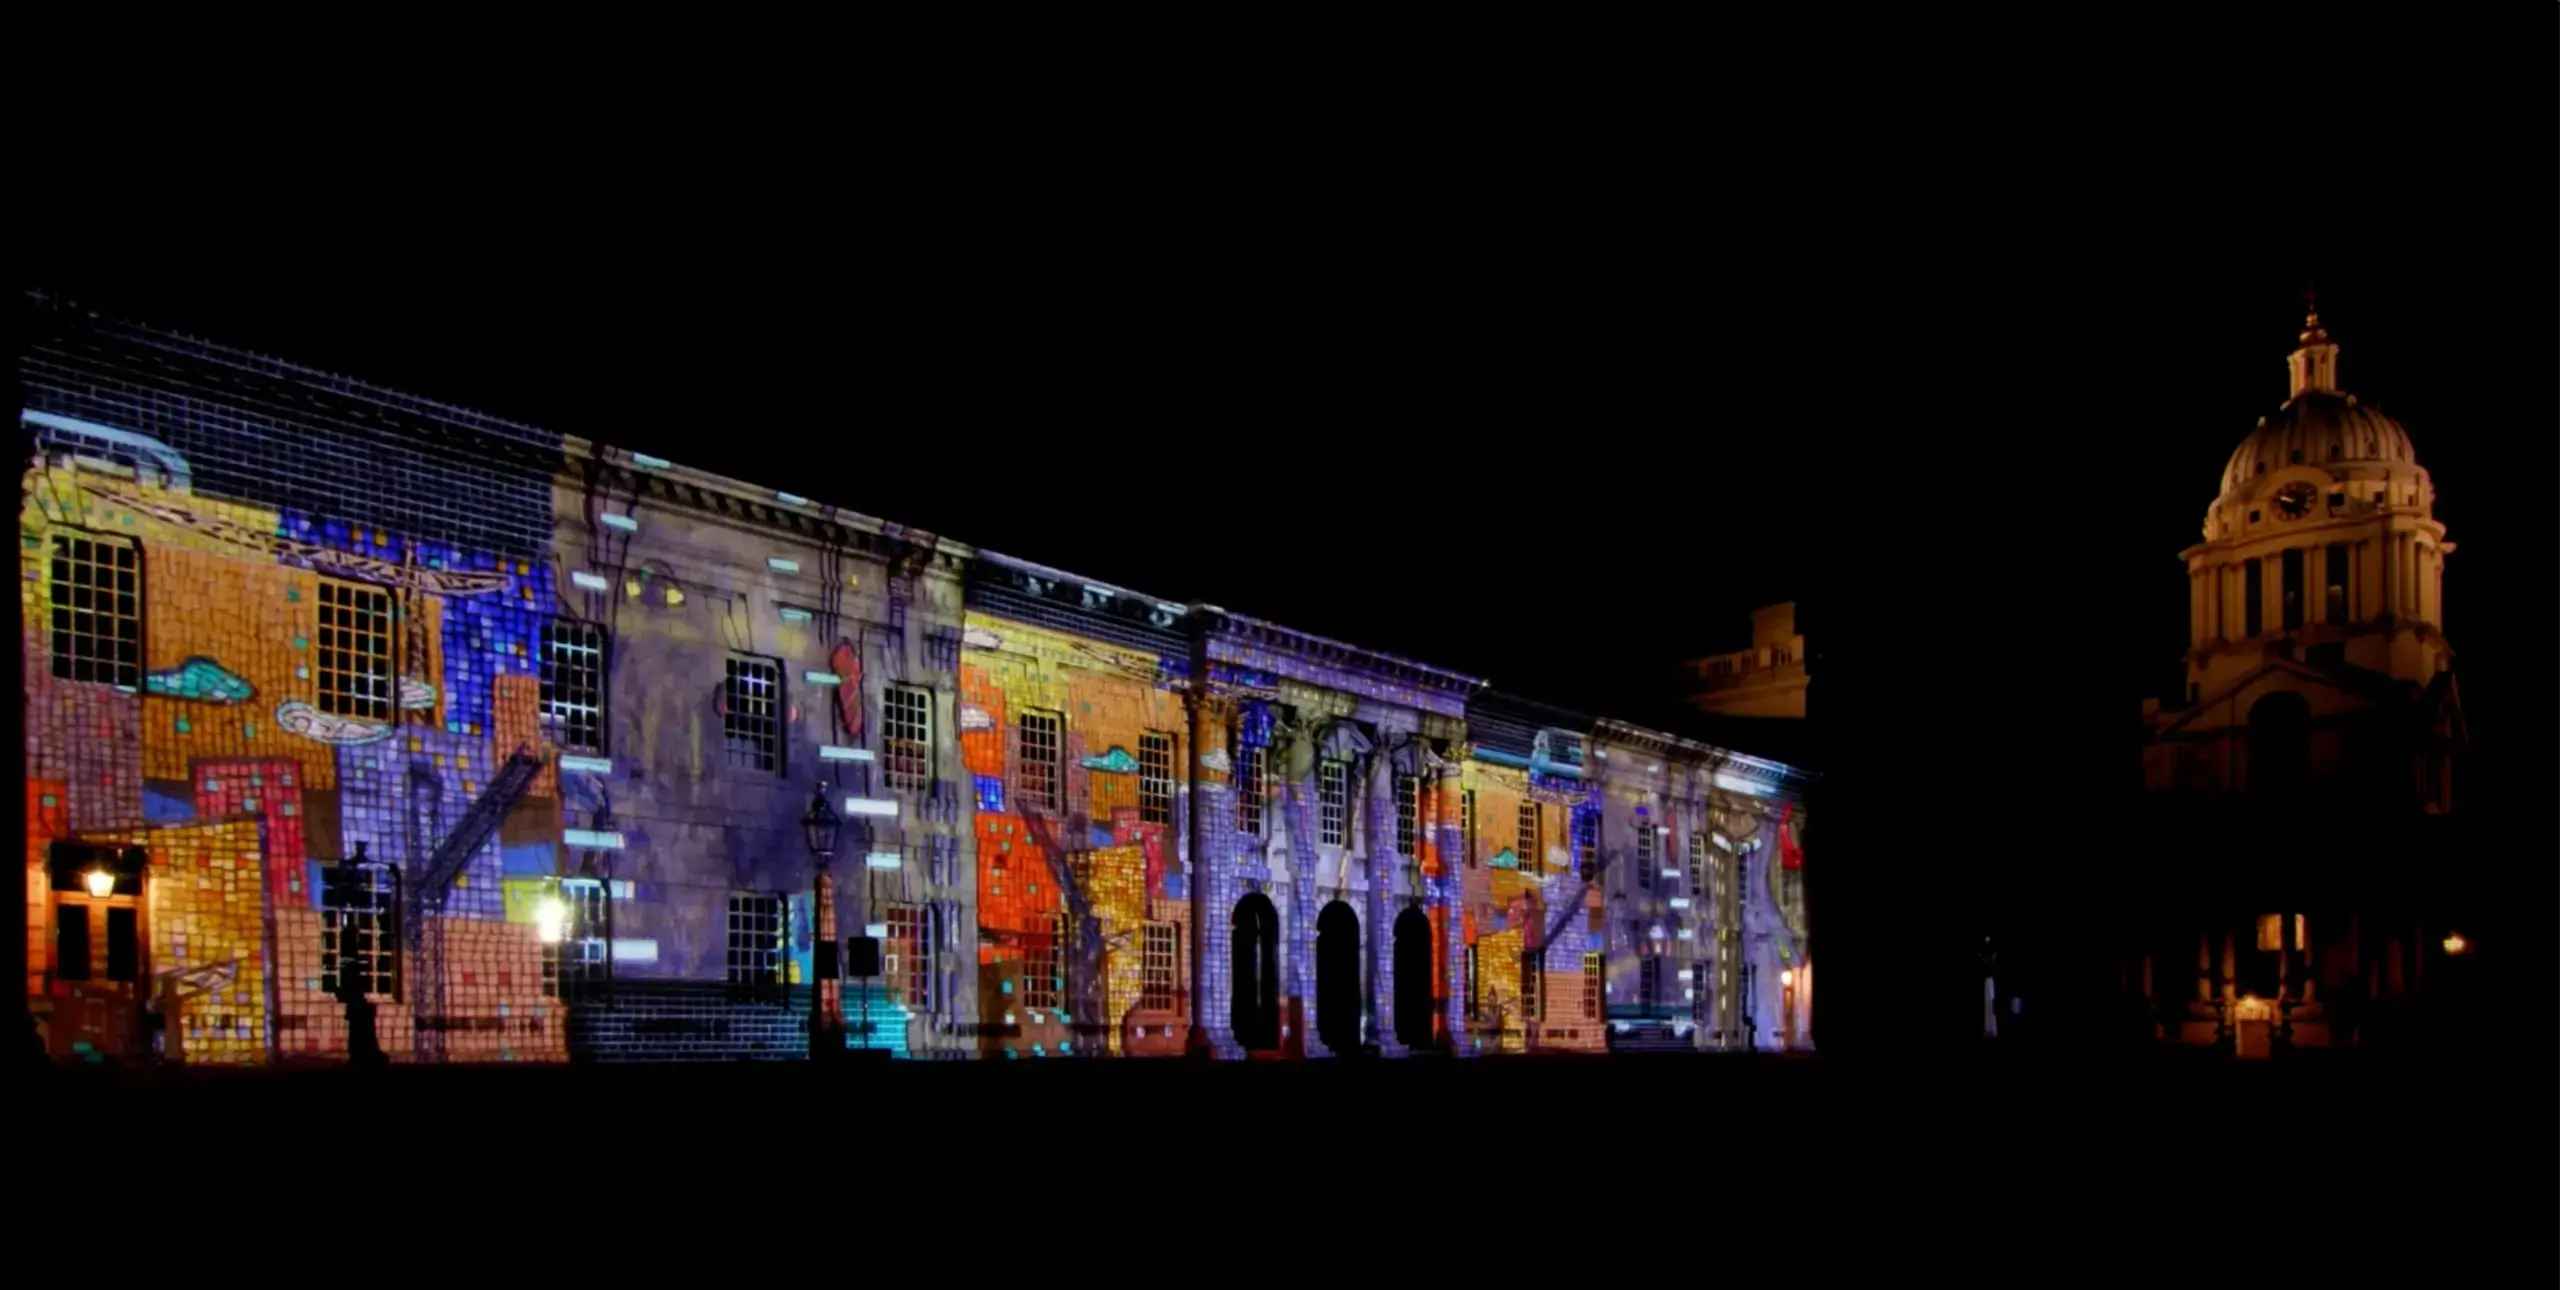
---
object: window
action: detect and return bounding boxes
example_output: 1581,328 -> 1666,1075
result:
1640,954 -> 1662,1011
48,533 -> 141,688
2243,558 -> 2264,638
1142,922 -> 1178,1011
1018,709 -> 1063,810
1140,731 -> 1174,825
105,907 -> 139,982
562,880 -> 608,993
318,580 -> 395,720
886,904 -> 932,1009
1519,951 -> 1542,1021
1023,917 -> 1063,1010
725,893 -> 784,988
884,686 -> 934,791
1235,745 -> 1268,837
1572,808 -> 1598,877
55,904 -> 91,981
1395,775 -> 1419,856
321,865 -> 399,998
1583,951 -> 1602,1020
1464,945 -> 1479,1019
540,620 -> 607,752
1781,865 -> 1803,914
723,656 -> 784,773
2281,547 -> 2305,632
1517,800 -> 1542,875
1461,790 -> 1478,867
2325,543 -> 2348,623
1319,758 -> 1349,847
1689,833 -> 1709,895
1636,823 -> 1657,890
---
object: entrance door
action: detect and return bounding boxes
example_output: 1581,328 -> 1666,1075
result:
1392,906 -> 1434,1048
1231,893 -> 1280,1050
1316,900 -> 1362,1054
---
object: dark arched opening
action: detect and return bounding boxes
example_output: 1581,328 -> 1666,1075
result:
1230,893 -> 1280,1050
1393,906 -> 1435,1049
1316,900 -> 1362,1054
2247,691 -> 2311,797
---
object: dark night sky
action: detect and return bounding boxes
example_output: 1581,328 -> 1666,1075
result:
21,13 -> 2557,1022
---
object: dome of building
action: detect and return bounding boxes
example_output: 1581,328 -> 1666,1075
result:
2218,392 -> 2418,497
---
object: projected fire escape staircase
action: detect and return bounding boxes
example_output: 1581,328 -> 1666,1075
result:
406,745 -> 545,1063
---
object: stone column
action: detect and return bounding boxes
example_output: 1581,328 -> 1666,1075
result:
1181,622 -> 1228,1058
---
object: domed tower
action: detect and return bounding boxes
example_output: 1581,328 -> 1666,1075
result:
2147,301 -> 2463,811
2182,303 -> 2454,699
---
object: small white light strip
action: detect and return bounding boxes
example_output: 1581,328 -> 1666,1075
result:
805,670 -> 841,685
610,938 -> 658,963
776,492 -> 809,506
600,514 -> 639,532
570,571 -> 611,592
864,852 -> 903,870
564,829 -> 626,850
863,923 -> 890,940
557,755 -> 613,774
1713,772 -> 1772,797
819,745 -> 875,763
768,557 -> 801,574
630,453 -> 671,470
1662,867 -> 1682,879
1668,897 -> 1691,909
843,797 -> 898,818
778,607 -> 813,623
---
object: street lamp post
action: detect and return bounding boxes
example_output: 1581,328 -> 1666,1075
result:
802,787 -> 845,1063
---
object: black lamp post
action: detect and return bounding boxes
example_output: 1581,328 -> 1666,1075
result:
801,787 -> 845,1061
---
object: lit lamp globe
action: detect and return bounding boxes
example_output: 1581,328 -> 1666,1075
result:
1780,969 -> 1795,988
83,868 -> 116,899
2441,932 -> 2468,956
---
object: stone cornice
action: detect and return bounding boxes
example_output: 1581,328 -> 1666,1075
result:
560,438 -> 974,576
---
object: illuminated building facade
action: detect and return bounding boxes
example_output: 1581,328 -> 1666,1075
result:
2127,305 -> 2471,1056
18,292 -> 1814,1064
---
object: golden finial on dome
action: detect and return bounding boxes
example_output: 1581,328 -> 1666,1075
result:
2298,285 -> 2329,345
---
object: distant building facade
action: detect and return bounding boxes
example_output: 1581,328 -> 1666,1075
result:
18,293 -> 1814,1065
2125,305 -> 2471,1057
1684,602 -> 1809,720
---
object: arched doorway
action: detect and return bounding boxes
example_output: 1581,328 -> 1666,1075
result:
1231,893 -> 1280,1050
2247,691 -> 2310,797
1316,900 -> 1362,1054
1393,905 -> 1435,1049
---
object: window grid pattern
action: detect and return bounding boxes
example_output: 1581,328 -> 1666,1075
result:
1520,951 -> 1542,1021
1636,824 -> 1657,890
723,657 -> 783,774
1395,775 -> 1419,856
1139,731 -> 1174,825
1583,951 -> 1602,1020
48,534 -> 141,688
317,580 -> 394,720
540,620 -> 606,752
1019,710 -> 1063,810
1023,917 -> 1063,1010
1640,954 -> 1662,1011
1689,833 -> 1709,896
1319,759 -> 1349,847
321,866 -> 398,998
1517,800 -> 1541,875
886,904 -> 931,1009
1235,746 -> 1267,837
563,881 -> 608,989
1462,790 -> 1477,867
725,893 -> 784,986
1142,922 -> 1178,1011
1573,809 -> 1598,875
884,686 -> 933,791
